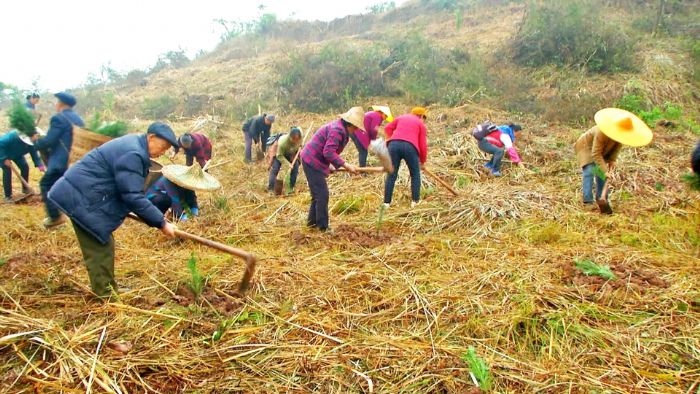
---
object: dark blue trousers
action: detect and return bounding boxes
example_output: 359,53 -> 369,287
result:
384,140 -> 421,204
267,155 -> 299,191
350,133 -> 368,167
302,162 -> 330,231
2,156 -> 30,198
41,166 -> 65,219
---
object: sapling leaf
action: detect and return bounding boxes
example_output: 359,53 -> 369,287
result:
575,259 -> 616,280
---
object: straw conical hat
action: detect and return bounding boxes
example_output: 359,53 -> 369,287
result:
594,108 -> 653,147
371,105 -> 394,122
340,107 -> 366,131
161,164 -> 221,191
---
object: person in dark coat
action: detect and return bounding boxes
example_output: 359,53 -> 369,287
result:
48,122 -> 178,299
0,130 -> 45,202
176,132 -> 212,168
34,92 -> 84,228
146,175 -> 199,220
242,114 -> 275,163
692,140 -> 700,176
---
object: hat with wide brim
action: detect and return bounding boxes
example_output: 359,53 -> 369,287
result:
594,108 -> 653,147
371,105 -> 394,122
161,164 -> 221,192
17,127 -> 45,146
340,107 -> 366,132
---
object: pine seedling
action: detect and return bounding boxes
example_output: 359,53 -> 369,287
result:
575,259 -> 616,280
187,254 -> 204,298
681,173 -> 700,191
376,203 -> 386,234
461,346 -> 493,391
9,101 -> 36,136
591,164 -> 607,181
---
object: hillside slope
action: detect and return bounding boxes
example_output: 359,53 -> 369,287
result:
1,1 -> 699,393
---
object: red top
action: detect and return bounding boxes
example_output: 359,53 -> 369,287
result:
384,114 -> 428,164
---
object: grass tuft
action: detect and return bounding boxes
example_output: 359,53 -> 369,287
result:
461,346 -> 493,391
575,259 -> 616,280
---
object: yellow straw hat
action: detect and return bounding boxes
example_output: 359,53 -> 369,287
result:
161,164 -> 221,192
594,108 -> 653,147
340,107 -> 366,131
371,105 -> 394,122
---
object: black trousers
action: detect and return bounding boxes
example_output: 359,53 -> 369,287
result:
2,156 -> 30,198
302,162 -> 330,230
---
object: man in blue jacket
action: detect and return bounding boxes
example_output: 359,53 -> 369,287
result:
35,92 -> 84,228
0,130 -> 45,202
242,114 -> 275,163
49,122 -> 178,299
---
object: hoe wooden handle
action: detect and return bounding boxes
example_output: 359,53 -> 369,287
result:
128,213 -> 257,294
336,167 -> 387,174
10,164 -> 36,194
423,168 -> 459,197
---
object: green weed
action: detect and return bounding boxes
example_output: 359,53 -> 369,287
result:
461,347 -> 493,391
332,196 -> 363,215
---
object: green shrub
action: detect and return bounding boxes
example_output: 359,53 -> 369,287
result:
513,0 -> 635,73
141,95 -> 178,119
277,43 -> 385,112
388,34 -> 488,105
616,94 -> 683,128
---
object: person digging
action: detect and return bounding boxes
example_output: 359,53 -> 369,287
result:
351,105 -> 393,167
0,129 -> 45,202
146,163 -> 221,221
477,123 -> 525,177
48,122 -> 179,299
242,113 -> 275,163
169,132 -> 213,209
300,107 -> 362,232
266,126 -> 302,194
35,92 -> 84,229
574,108 -> 652,213
383,107 -> 429,209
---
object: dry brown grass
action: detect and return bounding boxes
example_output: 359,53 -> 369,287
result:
1,105 -> 699,393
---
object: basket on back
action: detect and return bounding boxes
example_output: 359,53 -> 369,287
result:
69,126 -> 113,163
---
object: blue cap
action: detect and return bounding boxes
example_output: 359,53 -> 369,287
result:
147,122 -> 179,153
54,92 -> 77,107
265,114 -> 276,123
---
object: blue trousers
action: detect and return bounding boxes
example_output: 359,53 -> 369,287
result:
41,166 -> 65,219
384,140 -> 421,204
302,162 -> 330,231
2,156 -> 30,198
268,156 -> 299,191
478,139 -> 505,171
350,133 -> 368,167
582,163 -> 607,203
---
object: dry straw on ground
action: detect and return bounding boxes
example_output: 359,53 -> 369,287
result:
1,107 -> 699,393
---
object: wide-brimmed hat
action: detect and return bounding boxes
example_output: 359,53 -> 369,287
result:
594,108 -> 653,147
371,105 -> 394,122
340,107 -> 366,131
161,164 -> 221,192
17,127 -> 45,146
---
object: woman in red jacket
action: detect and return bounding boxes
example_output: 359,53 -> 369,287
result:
383,107 -> 428,208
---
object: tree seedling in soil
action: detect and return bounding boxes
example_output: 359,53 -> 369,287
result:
187,253 -> 205,299
574,259 -> 616,281
461,346 -> 493,391
376,203 -> 387,234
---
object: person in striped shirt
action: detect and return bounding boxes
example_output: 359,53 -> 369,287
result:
300,107 -> 363,231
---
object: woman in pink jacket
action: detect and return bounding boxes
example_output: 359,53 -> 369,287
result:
383,107 -> 428,208
350,106 -> 393,167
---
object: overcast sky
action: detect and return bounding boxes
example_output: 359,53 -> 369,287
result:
0,0 -> 405,92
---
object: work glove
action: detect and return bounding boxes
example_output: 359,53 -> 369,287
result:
191,208 -> 199,217
38,165 -> 46,172
180,213 -> 189,222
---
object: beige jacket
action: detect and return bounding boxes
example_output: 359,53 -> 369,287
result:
574,126 -> 622,172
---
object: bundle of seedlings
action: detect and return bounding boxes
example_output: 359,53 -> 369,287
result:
87,113 -> 129,138
8,100 -> 36,136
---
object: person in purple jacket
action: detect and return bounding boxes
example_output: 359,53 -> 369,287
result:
300,107 -> 363,231
350,106 -> 393,167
